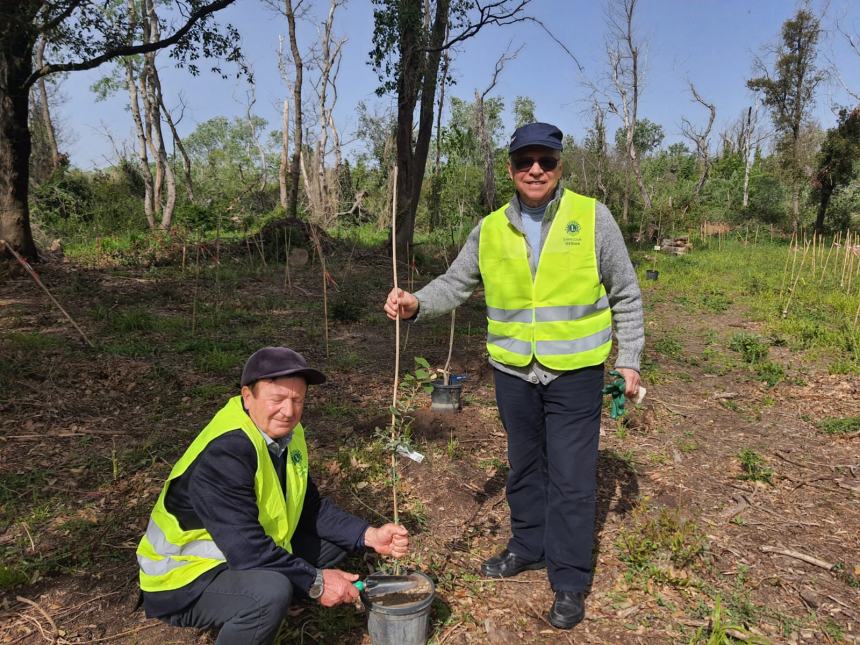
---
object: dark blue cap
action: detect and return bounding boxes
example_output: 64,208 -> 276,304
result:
508,122 -> 563,154
241,347 -> 326,386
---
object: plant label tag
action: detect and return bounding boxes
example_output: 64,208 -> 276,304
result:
396,445 -> 425,463
634,386 -> 647,405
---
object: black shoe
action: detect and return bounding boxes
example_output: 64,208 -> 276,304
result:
480,548 -> 545,578
548,591 -> 585,629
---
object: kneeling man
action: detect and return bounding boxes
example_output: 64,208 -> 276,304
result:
137,347 -> 409,644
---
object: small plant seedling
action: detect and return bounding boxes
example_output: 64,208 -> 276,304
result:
729,332 -> 769,364
737,449 -> 774,484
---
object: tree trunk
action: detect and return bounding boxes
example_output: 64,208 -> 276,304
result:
126,63 -> 156,228
279,98 -> 289,209
285,0 -> 302,220
34,37 -> 60,173
0,18 -> 38,261
159,94 -> 194,202
814,184 -> 831,234
475,89 -> 494,211
394,0 -> 450,258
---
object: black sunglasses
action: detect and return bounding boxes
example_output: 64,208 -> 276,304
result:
511,155 -> 560,172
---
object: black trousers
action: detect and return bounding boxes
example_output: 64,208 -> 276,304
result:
493,365 -> 603,592
166,533 -> 347,645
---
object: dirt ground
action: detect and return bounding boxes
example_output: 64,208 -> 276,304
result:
0,242 -> 858,644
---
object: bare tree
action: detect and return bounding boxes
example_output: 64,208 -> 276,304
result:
605,0 -> 650,224
284,0 -> 304,220
680,83 -> 716,203
302,0 -> 346,226
279,97 -> 290,209
474,44 -> 521,211
584,98 -> 609,203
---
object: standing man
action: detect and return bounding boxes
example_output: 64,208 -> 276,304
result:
383,123 -> 644,630
137,347 -> 409,644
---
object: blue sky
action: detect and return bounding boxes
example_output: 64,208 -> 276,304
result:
58,0 -> 860,169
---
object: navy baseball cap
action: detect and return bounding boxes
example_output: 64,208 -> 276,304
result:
241,347 -> 326,386
508,122 -> 564,154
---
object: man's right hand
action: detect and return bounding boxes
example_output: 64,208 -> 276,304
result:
318,569 -> 360,607
384,288 -> 419,321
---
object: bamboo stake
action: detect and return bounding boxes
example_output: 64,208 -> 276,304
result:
389,166 -> 401,546
810,231 -> 816,278
782,239 -> 810,318
283,228 -> 292,294
191,242 -> 201,336
841,229 -> 851,287
308,225 -> 329,358
443,310 -> 456,386
1,241 -> 95,348
779,231 -> 796,302
820,235 -> 837,286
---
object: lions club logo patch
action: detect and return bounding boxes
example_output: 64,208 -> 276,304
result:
566,221 -> 581,235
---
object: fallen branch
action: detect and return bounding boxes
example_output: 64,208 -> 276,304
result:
79,622 -> 159,643
650,397 -> 692,417
1,240 -> 95,348
760,546 -> 834,570
15,596 -> 58,644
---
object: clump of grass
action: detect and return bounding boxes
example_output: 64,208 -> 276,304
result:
654,336 -> 684,360
5,332 -> 64,351
690,596 -> 766,644
755,361 -> 785,387
737,449 -> 773,484
729,332 -> 769,363
816,415 -> 860,435
616,505 -> 707,586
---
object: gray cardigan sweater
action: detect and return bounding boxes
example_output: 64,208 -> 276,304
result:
414,187 -> 645,384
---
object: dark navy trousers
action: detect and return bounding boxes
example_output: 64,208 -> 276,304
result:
493,364 -> 603,592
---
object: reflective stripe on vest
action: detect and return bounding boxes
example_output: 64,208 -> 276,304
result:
137,396 -> 308,592
137,518 -> 226,576
478,189 -> 613,371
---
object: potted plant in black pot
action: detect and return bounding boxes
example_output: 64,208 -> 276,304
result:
430,310 -> 464,412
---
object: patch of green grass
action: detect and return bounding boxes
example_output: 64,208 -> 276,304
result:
103,337 -> 159,357
690,596 -> 767,644
5,332 -> 64,351
190,382 -> 235,402
737,449 -> 773,484
616,505 -> 707,587
0,562 -> 29,590
729,332 -> 769,364
754,361 -> 784,387
816,415 -> 860,435
698,290 -> 732,313
653,336 -> 684,360
822,618 -> 844,640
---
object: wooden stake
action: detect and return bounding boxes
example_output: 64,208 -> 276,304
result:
820,235 -> 837,286
191,242 -> 201,336
782,239 -> 810,318
389,166 -> 401,549
779,231 -> 796,302
1,241 -> 95,348
283,228 -> 292,294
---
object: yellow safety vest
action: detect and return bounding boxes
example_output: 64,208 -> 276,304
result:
136,396 -> 309,592
478,189 -> 613,371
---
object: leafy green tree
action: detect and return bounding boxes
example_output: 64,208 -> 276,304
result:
811,107 -> 860,233
513,96 -> 536,127
0,0 -> 240,260
614,118 -> 664,157
747,8 -> 826,227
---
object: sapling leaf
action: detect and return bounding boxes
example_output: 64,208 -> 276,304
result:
415,356 -> 430,368
415,369 -> 429,380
